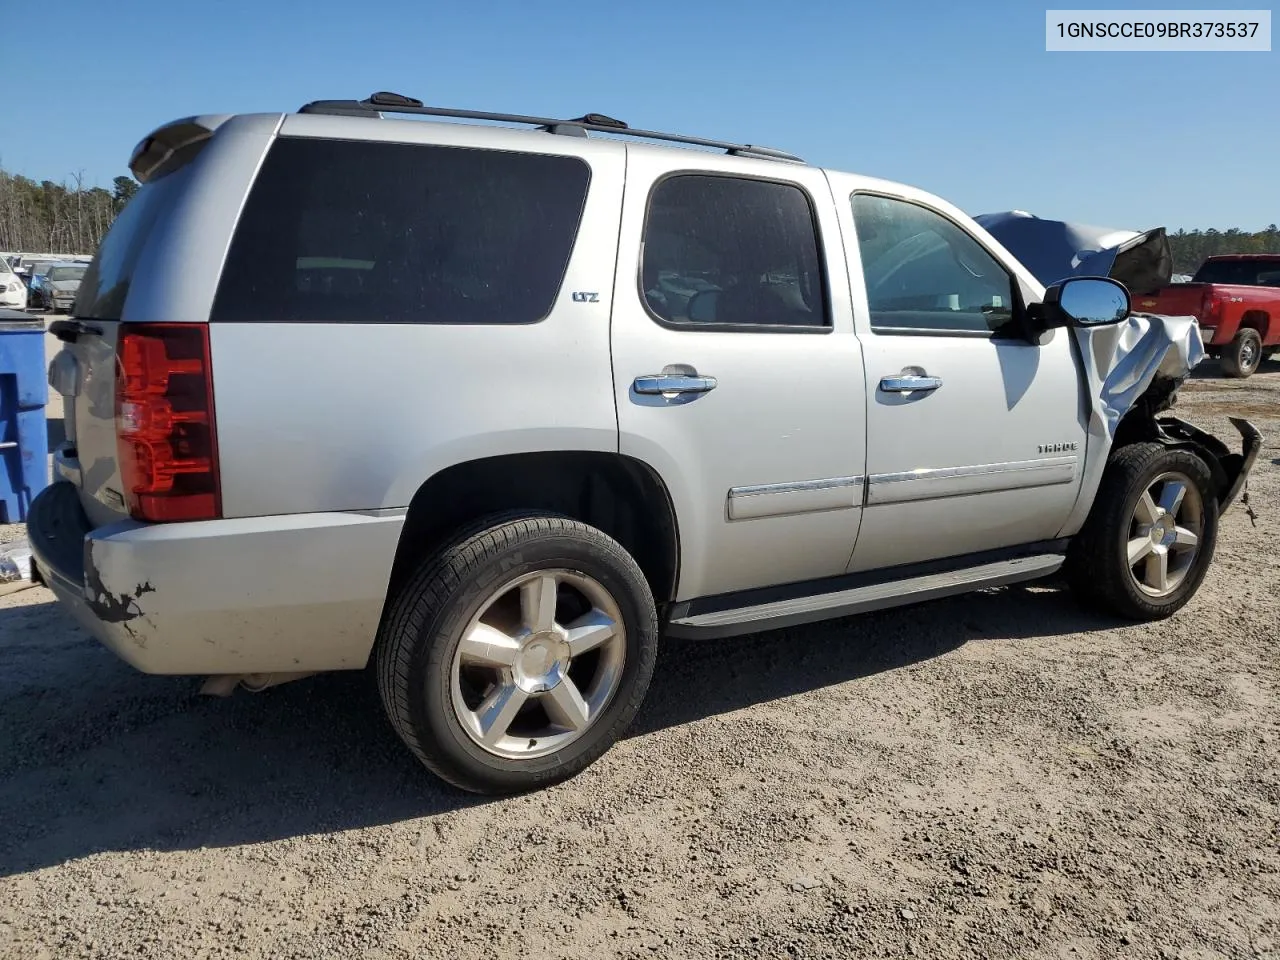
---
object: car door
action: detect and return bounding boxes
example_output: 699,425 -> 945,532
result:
611,151 -> 868,601
832,183 -> 1088,573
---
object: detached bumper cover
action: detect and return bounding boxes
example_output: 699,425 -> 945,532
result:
26,481 -> 405,675
1156,415 -> 1263,515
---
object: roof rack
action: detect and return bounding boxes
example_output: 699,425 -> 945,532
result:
296,91 -> 804,163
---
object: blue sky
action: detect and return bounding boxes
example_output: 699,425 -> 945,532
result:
1,0 -> 1275,230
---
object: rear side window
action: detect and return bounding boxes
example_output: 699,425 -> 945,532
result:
1192,259 -> 1280,287
641,175 -> 829,329
211,138 -> 591,325
75,157 -> 197,321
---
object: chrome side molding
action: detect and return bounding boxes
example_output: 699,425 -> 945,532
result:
866,456 -> 1078,506
726,476 -> 864,521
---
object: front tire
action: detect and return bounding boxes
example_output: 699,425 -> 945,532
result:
375,513 -> 659,795
1067,443 -> 1218,621
1220,328 -> 1263,378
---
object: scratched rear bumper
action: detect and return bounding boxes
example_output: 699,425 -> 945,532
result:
26,481 -> 405,675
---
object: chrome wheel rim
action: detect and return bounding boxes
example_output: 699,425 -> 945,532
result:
450,569 -> 627,760
1126,471 -> 1203,598
1240,339 -> 1259,368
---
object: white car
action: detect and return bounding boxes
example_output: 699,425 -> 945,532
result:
0,256 -> 28,310
27,92 -> 1262,795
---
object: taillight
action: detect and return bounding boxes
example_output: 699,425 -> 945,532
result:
115,323 -> 220,522
1201,290 -> 1224,326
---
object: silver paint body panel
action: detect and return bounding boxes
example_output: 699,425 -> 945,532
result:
32,109 -> 1208,675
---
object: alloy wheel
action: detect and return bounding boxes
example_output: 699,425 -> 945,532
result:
449,569 -> 627,760
1126,471 -> 1204,597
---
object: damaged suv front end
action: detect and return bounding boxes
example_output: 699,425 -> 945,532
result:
977,210 -> 1263,527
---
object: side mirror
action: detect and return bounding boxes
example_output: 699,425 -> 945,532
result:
1030,276 -> 1130,331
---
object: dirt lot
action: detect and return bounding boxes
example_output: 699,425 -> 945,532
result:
1,360 -> 1277,960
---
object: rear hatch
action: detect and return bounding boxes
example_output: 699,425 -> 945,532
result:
50,119 -> 235,529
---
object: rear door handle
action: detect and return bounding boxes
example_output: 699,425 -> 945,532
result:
633,375 -> 718,396
879,375 -> 942,393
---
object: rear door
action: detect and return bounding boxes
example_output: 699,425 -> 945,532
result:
610,150 -> 867,601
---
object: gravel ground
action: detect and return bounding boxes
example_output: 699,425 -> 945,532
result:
1,360 -> 1277,960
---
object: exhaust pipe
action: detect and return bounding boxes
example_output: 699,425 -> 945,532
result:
199,671 -> 316,697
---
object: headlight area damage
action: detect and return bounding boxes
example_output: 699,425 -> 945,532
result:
1074,312 -> 1261,523
976,211 -> 1263,527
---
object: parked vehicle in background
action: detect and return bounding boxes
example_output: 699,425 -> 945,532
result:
23,261 -> 55,299
27,93 -> 1262,795
0,257 -> 29,310
35,261 -> 88,313
1134,254 -> 1280,378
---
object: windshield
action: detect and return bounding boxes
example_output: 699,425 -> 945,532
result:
48,266 -> 86,282
1192,259 -> 1280,287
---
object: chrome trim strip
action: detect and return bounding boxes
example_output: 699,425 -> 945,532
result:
866,456 -> 1078,506
727,475 -> 865,521
729,476 -> 865,499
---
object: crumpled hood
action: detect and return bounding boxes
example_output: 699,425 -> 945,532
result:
975,211 -> 1173,296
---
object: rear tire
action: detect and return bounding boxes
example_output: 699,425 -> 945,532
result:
1067,443 -> 1218,621
375,513 -> 659,795
1220,328 -> 1263,378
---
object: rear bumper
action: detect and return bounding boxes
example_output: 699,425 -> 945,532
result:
27,482 -> 404,675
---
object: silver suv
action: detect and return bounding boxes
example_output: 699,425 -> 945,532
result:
28,92 -> 1261,795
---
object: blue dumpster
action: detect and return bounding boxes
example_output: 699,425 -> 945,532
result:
0,310 -> 49,523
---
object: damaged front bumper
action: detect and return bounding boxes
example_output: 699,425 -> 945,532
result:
1156,415 -> 1264,517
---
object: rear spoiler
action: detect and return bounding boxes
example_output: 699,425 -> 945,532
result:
129,115 -> 231,183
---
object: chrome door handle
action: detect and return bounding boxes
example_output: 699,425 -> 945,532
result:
633,375 -> 718,395
879,375 -> 942,393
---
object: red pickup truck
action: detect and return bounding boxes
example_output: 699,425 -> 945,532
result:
1133,254 -> 1280,378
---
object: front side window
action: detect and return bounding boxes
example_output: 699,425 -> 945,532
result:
852,194 -> 1017,335
211,138 -> 591,325
641,175 -> 829,329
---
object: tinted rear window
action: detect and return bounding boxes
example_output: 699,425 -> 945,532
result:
1192,259 -> 1280,287
75,160 -> 196,320
210,138 -> 591,325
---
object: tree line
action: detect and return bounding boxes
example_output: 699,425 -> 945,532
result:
0,166 -> 138,254
1168,226 -> 1280,275
1,163 -> 1277,277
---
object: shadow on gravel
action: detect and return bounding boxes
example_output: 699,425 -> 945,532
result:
0,581 -> 1114,877
633,581 -> 1110,737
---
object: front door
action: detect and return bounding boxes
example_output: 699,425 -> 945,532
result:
610,153 -> 867,600
838,189 -> 1088,572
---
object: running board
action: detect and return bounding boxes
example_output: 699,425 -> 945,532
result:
666,553 -> 1065,640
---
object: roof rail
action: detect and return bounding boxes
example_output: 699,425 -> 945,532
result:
296,91 -> 804,164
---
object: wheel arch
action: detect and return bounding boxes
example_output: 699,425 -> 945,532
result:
1112,408 -> 1261,515
382,451 -> 681,621
1238,309 -> 1271,342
